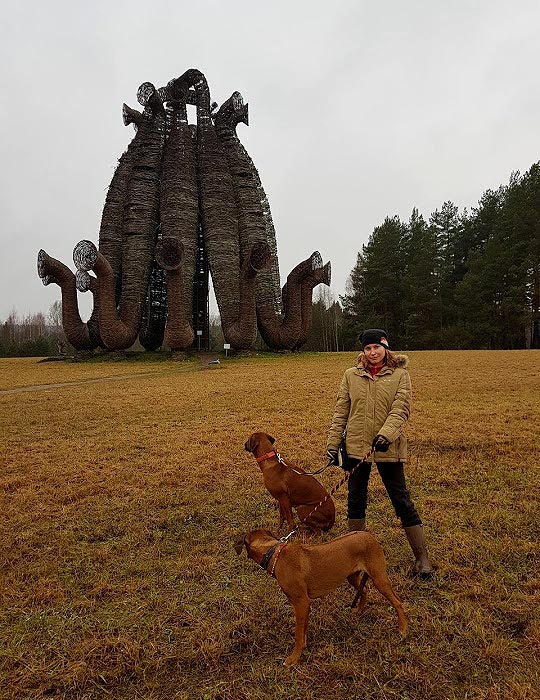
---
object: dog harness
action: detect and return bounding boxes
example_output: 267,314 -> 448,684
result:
259,542 -> 288,577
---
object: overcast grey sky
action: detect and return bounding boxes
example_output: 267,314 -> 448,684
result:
1,1 -> 539,321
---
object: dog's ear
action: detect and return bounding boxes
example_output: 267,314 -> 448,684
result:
267,434 -> 275,445
233,535 -> 246,555
245,433 -> 262,453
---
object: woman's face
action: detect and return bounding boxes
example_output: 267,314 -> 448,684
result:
364,343 -> 386,365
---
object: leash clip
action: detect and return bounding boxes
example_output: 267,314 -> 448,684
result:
279,528 -> 298,543
276,451 -> 300,472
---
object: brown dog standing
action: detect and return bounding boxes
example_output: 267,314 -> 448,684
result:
235,528 -> 408,666
245,432 -> 335,534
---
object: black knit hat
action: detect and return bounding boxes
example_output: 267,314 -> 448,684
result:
359,328 -> 390,350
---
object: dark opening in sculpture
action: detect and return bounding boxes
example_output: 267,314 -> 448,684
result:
38,69 -> 330,352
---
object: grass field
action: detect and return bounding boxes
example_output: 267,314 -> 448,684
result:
1,351 -> 539,700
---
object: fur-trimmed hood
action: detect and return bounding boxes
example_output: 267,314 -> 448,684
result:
355,352 -> 409,370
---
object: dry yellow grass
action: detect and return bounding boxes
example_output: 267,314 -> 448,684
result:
1,351 -> 539,700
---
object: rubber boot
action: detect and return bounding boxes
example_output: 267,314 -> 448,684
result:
348,518 -> 366,531
404,525 -> 433,579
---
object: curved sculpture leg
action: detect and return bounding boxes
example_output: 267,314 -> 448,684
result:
157,90 -> 198,349
96,104 -> 141,306
72,84 -> 166,351
257,251 -> 327,350
214,89 -> 331,351
198,100 -> 241,332
215,91 -> 281,315
37,249 -> 98,351
155,237 -> 194,350
170,70 -> 241,339
294,261 -> 332,350
222,241 -> 271,349
73,240 -> 138,350
118,84 -> 165,346
56,103 -> 143,352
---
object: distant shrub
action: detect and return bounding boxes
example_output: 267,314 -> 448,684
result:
0,336 -> 54,357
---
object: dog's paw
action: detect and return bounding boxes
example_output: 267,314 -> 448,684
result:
283,654 -> 300,667
353,598 -> 367,614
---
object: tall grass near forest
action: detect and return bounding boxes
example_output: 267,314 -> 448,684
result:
1,351 -> 539,700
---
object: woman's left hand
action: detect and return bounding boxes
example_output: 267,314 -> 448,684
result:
372,434 -> 391,452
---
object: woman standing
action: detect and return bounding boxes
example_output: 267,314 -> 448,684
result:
326,328 -> 433,578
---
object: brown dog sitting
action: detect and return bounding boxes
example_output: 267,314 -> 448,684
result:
235,528 -> 408,666
245,432 -> 335,534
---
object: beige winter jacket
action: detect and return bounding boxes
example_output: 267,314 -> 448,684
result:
327,354 -> 411,463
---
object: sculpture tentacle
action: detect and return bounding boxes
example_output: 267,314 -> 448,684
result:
222,241 -> 271,348
213,93 -> 330,350
294,261 -> 332,349
131,83 -> 167,349
168,71 -> 273,349
214,92 -> 282,315
154,86 -> 198,349
154,237 -> 190,350
97,104 -> 142,305
37,250 -> 98,350
256,252 -> 327,350
74,85 -> 165,350
73,240 -> 136,349
170,70 -> 245,344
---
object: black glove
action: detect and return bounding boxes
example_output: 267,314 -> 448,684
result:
372,434 -> 391,452
327,449 -> 339,466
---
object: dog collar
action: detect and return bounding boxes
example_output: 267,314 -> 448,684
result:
259,543 -> 279,571
260,542 -> 288,577
255,450 -> 277,463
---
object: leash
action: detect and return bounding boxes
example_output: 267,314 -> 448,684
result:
287,459 -> 334,476
278,445 -> 376,543
256,449 -> 333,476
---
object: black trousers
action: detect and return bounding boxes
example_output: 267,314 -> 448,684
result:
347,461 -> 422,527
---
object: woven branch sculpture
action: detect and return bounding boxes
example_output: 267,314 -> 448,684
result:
37,69 -> 330,352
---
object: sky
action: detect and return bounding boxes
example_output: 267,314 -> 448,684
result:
1,0 -> 540,321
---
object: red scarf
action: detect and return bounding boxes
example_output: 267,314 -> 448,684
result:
368,362 -> 385,376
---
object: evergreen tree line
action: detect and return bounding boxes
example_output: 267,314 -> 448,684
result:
340,162 -> 540,350
303,288 -> 343,351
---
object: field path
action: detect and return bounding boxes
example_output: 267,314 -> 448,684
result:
0,366 -> 201,395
